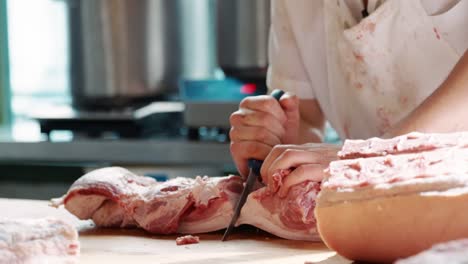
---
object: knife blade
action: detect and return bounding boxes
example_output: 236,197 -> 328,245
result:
222,89 -> 285,241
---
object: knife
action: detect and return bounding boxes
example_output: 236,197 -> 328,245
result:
222,89 -> 285,241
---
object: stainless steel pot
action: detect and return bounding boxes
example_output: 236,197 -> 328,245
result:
67,0 -> 218,110
216,0 -> 270,81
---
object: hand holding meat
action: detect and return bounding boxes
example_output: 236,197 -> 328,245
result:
260,143 -> 340,197
229,93 -> 300,177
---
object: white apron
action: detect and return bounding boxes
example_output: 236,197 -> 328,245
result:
323,0 -> 467,139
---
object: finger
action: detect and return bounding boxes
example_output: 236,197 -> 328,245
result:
266,148 -> 322,179
230,140 -> 273,177
260,144 -> 295,183
229,125 -> 282,147
279,93 -> 300,143
231,153 -> 249,179
278,164 -> 326,198
229,110 -> 246,127
240,95 -> 287,125
279,93 -> 299,117
231,109 -> 286,140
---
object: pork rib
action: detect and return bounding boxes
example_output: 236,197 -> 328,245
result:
0,218 -> 79,264
53,167 -> 321,241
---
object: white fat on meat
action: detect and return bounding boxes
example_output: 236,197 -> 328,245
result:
0,218 -> 79,264
178,176 -> 242,234
177,201 -> 233,234
339,131 -> 468,159
238,180 -> 321,241
328,147 -> 468,189
131,177 -> 195,234
191,176 -> 222,206
91,200 -> 137,228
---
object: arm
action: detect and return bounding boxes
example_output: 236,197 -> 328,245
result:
267,0 -> 325,144
297,99 -> 325,144
386,50 -> 468,137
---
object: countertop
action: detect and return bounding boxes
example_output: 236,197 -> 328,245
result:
0,198 -> 351,264
0,139 -> 231,166
0,120 -> 232,167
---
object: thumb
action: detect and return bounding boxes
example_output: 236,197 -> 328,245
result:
278,93 -> 300,144
279,93 -> 300,121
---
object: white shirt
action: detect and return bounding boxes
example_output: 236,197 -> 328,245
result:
267,0 -> 468,139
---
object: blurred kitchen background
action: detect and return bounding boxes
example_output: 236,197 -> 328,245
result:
0,0 -> 339,200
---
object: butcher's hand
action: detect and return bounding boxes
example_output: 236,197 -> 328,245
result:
260,143 -> 341,197
230,93 -> 300,177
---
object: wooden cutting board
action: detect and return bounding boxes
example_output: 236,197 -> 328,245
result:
0,198 -> 351,264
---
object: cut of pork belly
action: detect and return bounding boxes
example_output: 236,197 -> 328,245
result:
238,180 -> 322,241
338,131 -> 468,159
51,167 -> 156,228
0,218 -> 79,264
321,146 -> 468,201
52,167 -> 245,235
177,176 -> 243,234
131,176 -> 243,234
130,177 -> 198,234
53,167 -> 322,241
316,131 -> 468,263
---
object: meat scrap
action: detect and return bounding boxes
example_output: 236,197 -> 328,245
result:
395,239 -> 468,264
0,218 -> 79,264
175,235 -> 200,246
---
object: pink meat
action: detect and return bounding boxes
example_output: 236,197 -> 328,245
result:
269,169 -> 292,193
325,147 -> 468,190
53,167 -> 322,241
0,218 -> 79,264
338,131 -> 468,159
395,239 -> 468,264
238,175 -> 322,241
175,235 -> 200,246
52,167 -> 244,235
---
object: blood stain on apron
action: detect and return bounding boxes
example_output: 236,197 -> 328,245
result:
363,22 -> 376,33
433,27 -> 441,40
353,52 -> 365,62
323,0 -> 463,138
343,122 -> 351,139
399,95 -> 409,107
376,107 -> 392,134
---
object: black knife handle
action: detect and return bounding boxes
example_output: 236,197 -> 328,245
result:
270,89 -> 285,101
247,159 -> 263,176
